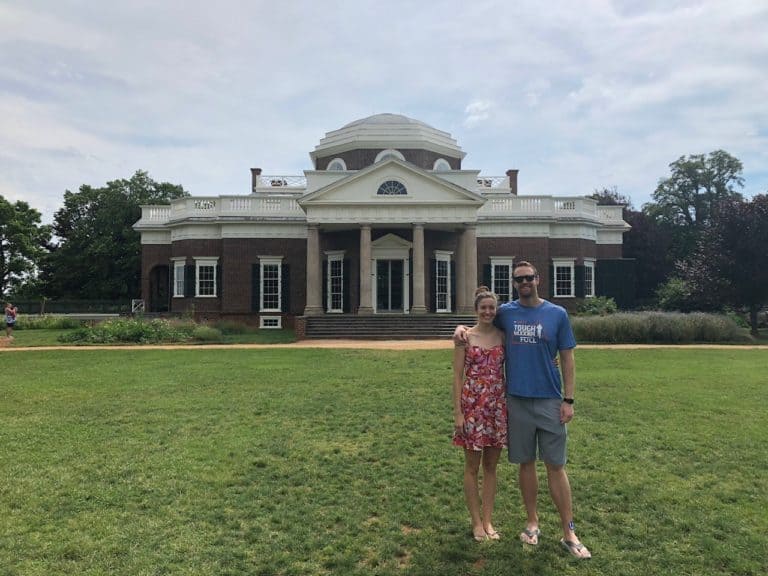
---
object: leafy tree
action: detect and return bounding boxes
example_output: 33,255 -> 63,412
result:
0,196 -> 51,298
42,171 -> 186,300
591,187 -> 673,302
645,150 -> 744,259
678,195 -> 768,336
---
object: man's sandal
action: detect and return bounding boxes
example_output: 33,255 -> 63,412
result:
519,527 -> 541,545
560,538 -> 591,559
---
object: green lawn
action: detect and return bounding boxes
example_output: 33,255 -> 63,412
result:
1,349 -> 766,575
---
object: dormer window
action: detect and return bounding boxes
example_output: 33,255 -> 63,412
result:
433,158 -> 451,171
327,158 -> 346,171
375,149 -> 405,163
377,180 -> 407,195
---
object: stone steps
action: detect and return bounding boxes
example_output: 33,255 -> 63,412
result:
303,315 -> 476,339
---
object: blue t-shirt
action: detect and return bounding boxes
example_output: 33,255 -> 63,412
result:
494,299 -> 576,399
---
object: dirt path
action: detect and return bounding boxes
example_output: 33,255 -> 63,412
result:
0,340 -> 765,352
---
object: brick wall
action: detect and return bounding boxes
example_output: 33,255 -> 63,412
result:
315,149 -> 461,171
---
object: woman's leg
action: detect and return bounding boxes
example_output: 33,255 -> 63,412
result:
481,447 -> 502,536
463,449 -> 485,538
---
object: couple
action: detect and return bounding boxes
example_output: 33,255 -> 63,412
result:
451,260 -> 591,559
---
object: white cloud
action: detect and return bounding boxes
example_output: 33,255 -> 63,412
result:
0,0 -> 766,222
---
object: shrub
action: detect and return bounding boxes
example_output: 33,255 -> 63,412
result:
576,296 -> 617,316
15,315 -> 85,330
192,326 -> 223,342
655,277 -> 692,311
58,318 -> 197,344
571,312 -> 748,343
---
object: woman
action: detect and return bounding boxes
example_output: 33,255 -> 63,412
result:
5,302 -> 17,339
452,286 -> 507,541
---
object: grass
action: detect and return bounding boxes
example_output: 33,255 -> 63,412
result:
2,328 -> 296,347
0,349 -> 766,575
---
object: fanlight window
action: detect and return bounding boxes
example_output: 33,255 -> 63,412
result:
377,180 -> 407,195
327,158 -> 346,171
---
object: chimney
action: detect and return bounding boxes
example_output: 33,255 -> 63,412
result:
506,169 -> 519,195
251,168 -> 262,193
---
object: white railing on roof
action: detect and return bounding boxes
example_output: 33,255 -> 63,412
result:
257,175 -> 307,189
138,196 -> 305,224
479,196 -> 602,219
597,206 -> 624,221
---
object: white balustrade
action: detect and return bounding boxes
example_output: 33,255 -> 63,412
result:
257,175 -> 307,189
475,176 -> 509,190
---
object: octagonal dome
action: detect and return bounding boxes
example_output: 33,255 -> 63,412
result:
310,113 -> 465,163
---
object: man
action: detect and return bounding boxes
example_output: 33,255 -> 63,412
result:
454,261 -> 591,559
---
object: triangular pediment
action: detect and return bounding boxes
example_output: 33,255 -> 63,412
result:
372,233 -> 413,249
299,158 -> 486,206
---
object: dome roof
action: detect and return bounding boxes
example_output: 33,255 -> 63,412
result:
311,113 -> 465,161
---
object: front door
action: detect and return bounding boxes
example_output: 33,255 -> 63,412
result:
376,259 -> 404,312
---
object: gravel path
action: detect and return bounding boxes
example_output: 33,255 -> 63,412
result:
0,340 -> 765,352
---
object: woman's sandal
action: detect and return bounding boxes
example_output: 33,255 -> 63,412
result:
485,529 -> 500,540
519,527 -> 541,545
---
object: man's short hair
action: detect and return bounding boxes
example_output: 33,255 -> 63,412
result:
514,260 -> 538,276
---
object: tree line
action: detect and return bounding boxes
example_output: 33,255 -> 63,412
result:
2,154 -> 766,333
591,150 -> 767,335
0,171 -> 185,302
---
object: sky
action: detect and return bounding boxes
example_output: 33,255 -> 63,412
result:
2,0 -> 767,223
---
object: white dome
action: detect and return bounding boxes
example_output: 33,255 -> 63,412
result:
311,113 -> 465,161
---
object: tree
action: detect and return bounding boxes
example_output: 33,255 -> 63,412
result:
590,187 -> 673,302
645,150 -> 744,259
679,194 -> 768,336
0,196 -> 51,298
42,171 -> 186,300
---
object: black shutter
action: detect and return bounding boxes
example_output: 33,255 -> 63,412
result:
216,262 -> 222,298
169,264 -> 175,300
575,265 -> 585,298
281,264 -> 290,313
483,264 -> 492,291
322,260 -> 328,312
429,258 -> 436,312
548,264 -> 555,300
342,259 -> 351,313
251,263 -> 260,312
185,265 -> 195,298
449,260 -> 456,313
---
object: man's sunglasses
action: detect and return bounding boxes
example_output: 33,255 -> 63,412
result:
513,274 -> 537,283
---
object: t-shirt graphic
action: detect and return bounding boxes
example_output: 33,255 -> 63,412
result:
512,321 -> 545,344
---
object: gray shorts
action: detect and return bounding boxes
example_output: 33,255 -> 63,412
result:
506,396 -> 567,466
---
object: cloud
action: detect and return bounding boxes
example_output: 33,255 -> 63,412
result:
464,100 -> 493,128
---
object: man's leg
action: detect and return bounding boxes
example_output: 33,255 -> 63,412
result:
545,462 -> 590,557
518,461 -> 540,543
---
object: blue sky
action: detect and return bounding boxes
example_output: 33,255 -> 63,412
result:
2,0 -> 767,223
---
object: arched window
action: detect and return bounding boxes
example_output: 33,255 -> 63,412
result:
433,158 -> 451,172
377,180 -> 407,195
375,149 -> 405,163
327,158 -> 346,171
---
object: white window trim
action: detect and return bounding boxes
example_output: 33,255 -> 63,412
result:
259,316 -> 282,329
434,250 -> 453,313
171,257 -> 186,298
490,257 -> 515,303
259,256 -> 283,312
327,158 -> 346,171
194,257 -> 219,298
375,148 -> 405,163
552,258 -> 575,298
584,259 -> 595,298
433,158 -> 451,171
325,251 -> 345,313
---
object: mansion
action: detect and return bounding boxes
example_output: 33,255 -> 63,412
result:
134,114 -> 633,328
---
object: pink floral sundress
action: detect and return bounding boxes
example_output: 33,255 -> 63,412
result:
452,344 -> 508,451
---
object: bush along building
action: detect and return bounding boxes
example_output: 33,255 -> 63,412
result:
134,114 -> 633,336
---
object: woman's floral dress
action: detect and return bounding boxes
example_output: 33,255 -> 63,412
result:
453,344 -> 507,451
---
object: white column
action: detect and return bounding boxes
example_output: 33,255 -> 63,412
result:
461,224 -> 478,314
358,225 -> 374,314
455,227 -> 467,313
303,225 -> 323,316
411,223 -> 427,314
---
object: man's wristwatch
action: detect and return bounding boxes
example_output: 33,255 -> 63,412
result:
562,397 -> 574,405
